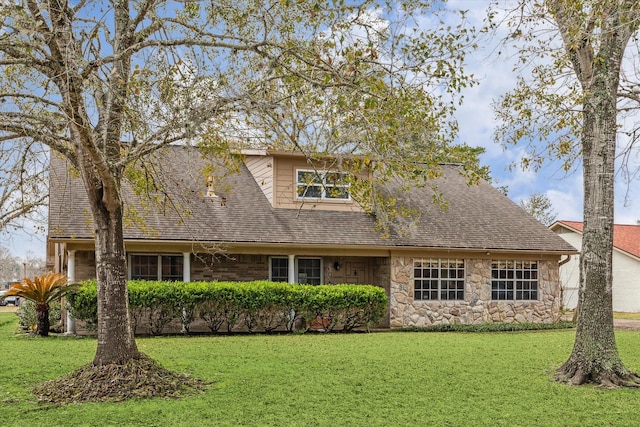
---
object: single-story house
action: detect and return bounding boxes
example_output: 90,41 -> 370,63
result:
47,147 -> 577,328
551,220 -> 640,312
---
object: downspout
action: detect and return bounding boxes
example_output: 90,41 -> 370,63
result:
558,254 -> 572,315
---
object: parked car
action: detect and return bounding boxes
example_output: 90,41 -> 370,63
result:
0,290 -> 20,306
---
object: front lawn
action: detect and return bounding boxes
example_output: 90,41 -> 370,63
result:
1,312 -> 639,426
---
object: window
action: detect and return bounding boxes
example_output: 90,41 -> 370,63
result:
130,254 -> 183,281
297,258 -> 321,285
491,261 -> 538,301
269,257 -> 322,284
270,257 -> 289,282
296,170 -> 350,200
414,259 -> 465,301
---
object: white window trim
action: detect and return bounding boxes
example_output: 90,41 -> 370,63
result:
490,260 -> 539,301
268,256 -> 323,284
295,169 -> 351,201
128,253 -> 184,281
269,256 -> 289,282
413,258 -> 465,301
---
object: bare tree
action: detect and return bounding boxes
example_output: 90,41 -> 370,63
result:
493,0 -> 640,387
0,246 -> 20,283
0,142 -> 48,232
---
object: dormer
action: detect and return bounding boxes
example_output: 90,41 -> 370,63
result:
242,149 -> 366,212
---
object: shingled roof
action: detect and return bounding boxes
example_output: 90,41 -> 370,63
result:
554,220 -> 640,259
48,146 -> 576,254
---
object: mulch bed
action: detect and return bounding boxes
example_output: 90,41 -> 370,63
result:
33,353 -> 210,405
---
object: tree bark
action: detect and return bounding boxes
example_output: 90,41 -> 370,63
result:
81,163 -> 140,365
90,195 -> 140,366
556,93 -> 629,386
555,2 -> 640,386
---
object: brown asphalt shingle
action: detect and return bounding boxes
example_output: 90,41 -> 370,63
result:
48,146 -> 577,253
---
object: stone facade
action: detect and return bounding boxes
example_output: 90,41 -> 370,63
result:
389,257 -> 562,328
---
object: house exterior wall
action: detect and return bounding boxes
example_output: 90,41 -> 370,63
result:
73,251 -> 97,281
67,249 -> 562,327
554,230 -> 581,309
614,254 -> 640,312
272,155 -> 365,211
389,257 -> 562,327
555,228 -> 640,312
244,155 -> 275,206
191,253 -> 270,282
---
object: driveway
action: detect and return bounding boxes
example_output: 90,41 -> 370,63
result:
614,319 -> 640,331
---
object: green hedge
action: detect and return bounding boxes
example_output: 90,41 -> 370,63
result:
400,321 -> 576,333
68,280 -> 388,335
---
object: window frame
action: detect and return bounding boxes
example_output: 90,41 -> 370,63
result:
413,258 -> 465,301
268,256 -> 323,285
490,260 -> 539,301
296,169 -> 351,201
129,253 -> 184,281
269,256 -> 289,282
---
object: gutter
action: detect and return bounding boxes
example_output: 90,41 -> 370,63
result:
558,254 -> 572,267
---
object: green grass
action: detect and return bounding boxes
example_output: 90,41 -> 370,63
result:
1,313 -> 639,426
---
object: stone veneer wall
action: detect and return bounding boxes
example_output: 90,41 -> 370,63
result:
389,257 -> 562,328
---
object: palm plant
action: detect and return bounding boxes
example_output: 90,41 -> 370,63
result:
4,273 -> 77,336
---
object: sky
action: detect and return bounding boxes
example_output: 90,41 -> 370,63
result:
449,1 -> 639,226
2,1 -> 639,260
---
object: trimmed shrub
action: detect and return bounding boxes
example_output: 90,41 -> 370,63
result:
67,281 -> 98,331
67,280 -> 388,335
17,300 -> 62,333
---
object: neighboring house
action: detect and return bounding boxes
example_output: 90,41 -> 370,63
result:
47,146 -> 577,328
551,220 -> 640,312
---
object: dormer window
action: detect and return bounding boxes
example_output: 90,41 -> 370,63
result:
296,170 -> 350,200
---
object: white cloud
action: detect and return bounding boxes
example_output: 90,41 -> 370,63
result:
444,1 -> 640,227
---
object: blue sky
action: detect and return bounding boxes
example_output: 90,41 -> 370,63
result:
450,1 -> 639,227
3,1 -> 639,260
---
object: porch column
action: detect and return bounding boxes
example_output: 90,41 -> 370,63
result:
65,250 -> 76,335
183,252 -> 191,282
288,254 -> 296,284
181,252 -> 192,333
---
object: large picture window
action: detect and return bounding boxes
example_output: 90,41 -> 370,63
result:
491,261 -> 538,301
296,170 -> 350,200
414,259 -> 465,301
130,254 -> 183,281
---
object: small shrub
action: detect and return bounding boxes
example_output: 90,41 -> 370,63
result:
400,321 -> 576,333
17,300 -> 61,333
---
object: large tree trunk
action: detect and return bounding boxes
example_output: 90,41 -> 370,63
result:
556,97 -> 628,386
555,15 -> 640,385
91,199 -> 140,366
80,162 -> 140,365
